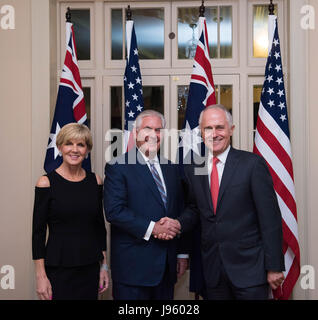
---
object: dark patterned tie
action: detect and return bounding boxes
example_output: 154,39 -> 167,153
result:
149,161 -> 167,208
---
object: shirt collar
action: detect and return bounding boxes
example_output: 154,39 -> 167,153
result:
137,148 -> 159,165
208,145 -> 231,164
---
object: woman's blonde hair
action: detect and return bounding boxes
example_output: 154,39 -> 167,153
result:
56,123 -> 93,151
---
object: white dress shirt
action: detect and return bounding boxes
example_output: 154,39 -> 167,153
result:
208,145 -> 231,187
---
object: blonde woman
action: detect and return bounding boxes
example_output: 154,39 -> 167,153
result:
32,123 -> 109,300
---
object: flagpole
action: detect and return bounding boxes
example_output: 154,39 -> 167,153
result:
268,0 -> 276,54
126,4 -> 132,21
269,0 -> 275,15
198,1 -> 205,44
66,7 -> 71,22
199,0 -> 205,17
125,6 -> 133,66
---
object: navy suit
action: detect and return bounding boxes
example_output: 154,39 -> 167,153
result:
178,147 -> 285,297
104,149 -> 185,298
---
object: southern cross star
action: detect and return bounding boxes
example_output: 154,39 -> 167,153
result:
47,122 -> 61,159
178,121 -> 203,158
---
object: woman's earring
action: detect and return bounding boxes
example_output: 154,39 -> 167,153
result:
85,153 -> 89,159
58,150 -> 62,157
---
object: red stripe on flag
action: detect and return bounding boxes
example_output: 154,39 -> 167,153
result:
282,220 -> 300,259
64,50 -> 82,91
268,167 -> 297,220
60,78 -> 77,93
195,46 -> 214,88
282,241 -> 288,254
207,93 -> 217,106
254,147 -> 300,258
73,99 -> 86,122
253,145 -> 297,221
256,117 -> 294,179
191,74 -> 207,85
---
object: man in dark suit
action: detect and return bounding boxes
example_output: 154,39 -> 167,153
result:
103,110 -> 187,300
160,104 -> 285,300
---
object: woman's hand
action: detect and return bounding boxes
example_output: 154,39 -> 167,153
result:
34,259 -> 52,300
98,269 -> 109,294
36,274 -> 52,300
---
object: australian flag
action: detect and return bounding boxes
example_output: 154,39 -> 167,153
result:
44,21 -> 91,173
179,17 -> 216,164
180,16 -> 216,299
124,19 -> 144,151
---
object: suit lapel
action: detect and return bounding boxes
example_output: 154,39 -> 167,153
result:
217,148 -> 240,210
200,173 -> 213,213
194,156 -> 214,213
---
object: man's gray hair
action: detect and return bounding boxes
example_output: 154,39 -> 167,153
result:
134,109 -> 166,129
198,104 -> 233,128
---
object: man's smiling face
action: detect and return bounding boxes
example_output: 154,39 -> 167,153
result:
201,108 -> 235,156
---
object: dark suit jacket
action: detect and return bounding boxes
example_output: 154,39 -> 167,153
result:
178,147 -> 285,289
104,149 -> 185,287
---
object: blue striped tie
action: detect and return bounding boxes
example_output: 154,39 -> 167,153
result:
149,161 -> 167,208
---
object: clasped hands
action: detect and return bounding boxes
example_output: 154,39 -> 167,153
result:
152,217 -> 181,240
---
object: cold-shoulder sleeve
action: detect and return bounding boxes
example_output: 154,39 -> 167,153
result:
97,184 -> 107,251
32,187 -> 50,260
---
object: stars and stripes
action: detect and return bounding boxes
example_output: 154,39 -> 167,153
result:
44,21 -> 91,173
253,16 -> 300,300
179,17 -> 216,162
124,20 -> 144,151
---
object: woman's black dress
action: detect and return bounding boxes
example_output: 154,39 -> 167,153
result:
32,170 -> 107,300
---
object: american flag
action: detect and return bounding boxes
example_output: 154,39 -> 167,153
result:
44,21 -> 90,173
180,16 -> 216,298
124,19 -> 144,152
253,16 -> 300,300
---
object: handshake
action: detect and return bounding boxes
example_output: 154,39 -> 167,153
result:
152,217 -> 181,240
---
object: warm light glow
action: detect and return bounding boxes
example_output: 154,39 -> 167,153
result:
253,4 -> 277,58
254,29 -> 269,58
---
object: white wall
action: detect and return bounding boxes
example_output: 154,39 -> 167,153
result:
0,0 -> 33,299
